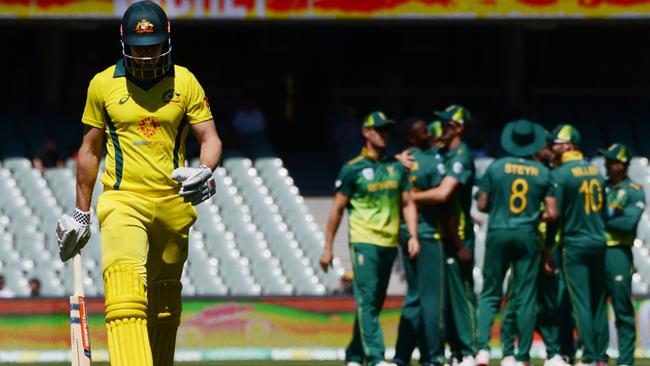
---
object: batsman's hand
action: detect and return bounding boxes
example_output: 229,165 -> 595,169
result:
56,209 -> 91,262
171,165 -> 216,206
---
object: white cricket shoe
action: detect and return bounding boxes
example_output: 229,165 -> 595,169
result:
545,355 -> 570,366
460,355 -> 476,366
476,350 -> 490,366
501,355 -> 517,366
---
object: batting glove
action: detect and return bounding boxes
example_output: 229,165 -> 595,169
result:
56,208 -> 91,262
171,165 -> 216,206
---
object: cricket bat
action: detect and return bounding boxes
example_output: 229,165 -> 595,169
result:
70,253 -> 91,365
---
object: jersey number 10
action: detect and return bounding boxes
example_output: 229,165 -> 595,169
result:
578,179 -> 603,215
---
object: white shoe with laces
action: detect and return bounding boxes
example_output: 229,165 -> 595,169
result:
501,356 -> 517,366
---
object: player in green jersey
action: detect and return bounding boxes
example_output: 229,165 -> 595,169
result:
411,105 -> 477,366
499,139 -> 570,366
393,117 -> 449,366
320,111 -> 420,366
599,143 -> 645,366
548,124 -> 608,365
475,120 -> 557,366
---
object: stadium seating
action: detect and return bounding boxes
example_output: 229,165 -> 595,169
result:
0,155 -> 346,297
0,154 -> 648,298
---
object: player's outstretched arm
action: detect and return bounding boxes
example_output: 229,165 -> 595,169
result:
320,192 -> 349,273
412,176 -> 459,205
56,126 -> 104,262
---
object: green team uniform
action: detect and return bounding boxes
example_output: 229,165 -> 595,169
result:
477,157 -> 550,362
442,142 -> 477,359
500,224 -> 564,360
394,147 -> 447,366
336,148 -> 410,366
604,178 -> 645,366
549,151 -> 608,363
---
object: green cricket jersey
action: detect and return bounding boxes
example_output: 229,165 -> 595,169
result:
336,148 -> 410,247
399,147 -> 446,240
549,151 -> 606,248
479,157 -> 551,231
445,142 -> 476,245
605,178 -> 645,246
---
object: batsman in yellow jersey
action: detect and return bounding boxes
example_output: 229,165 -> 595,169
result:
54,2 -> 222,365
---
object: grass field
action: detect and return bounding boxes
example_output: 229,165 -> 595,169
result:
0,360 -> 641,366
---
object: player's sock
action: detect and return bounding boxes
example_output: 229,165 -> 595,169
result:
104,264 -> 152,366
147,280 -> 182,366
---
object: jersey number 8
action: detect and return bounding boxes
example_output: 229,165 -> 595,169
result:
578,179 -> 603,215
509,178 -> 529,215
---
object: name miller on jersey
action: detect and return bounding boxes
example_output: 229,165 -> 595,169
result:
571,166 -> 600,178
504,163 -> 540,176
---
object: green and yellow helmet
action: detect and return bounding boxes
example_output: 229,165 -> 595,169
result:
120,1 -> 172,79
598,143 -> 632,164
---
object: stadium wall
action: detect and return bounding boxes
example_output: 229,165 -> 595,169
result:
0,297 -> 649,362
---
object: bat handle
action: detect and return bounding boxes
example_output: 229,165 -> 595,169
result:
73,253 -> 84,296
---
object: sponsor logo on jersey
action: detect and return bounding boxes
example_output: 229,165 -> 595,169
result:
135,19 -> 154,34
118,94 -> 131,105
138,117 -> 160,138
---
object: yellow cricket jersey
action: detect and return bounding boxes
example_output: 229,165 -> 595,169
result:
82,60 -> 213,192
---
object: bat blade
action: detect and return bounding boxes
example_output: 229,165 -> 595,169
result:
70,254 -> 91,366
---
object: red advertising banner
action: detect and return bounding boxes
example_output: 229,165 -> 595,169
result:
3,0 -> 650,19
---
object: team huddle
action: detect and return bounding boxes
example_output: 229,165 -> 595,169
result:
320,106 -> 645,366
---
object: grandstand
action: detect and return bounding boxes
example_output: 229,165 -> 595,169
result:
1,153 -> 649,299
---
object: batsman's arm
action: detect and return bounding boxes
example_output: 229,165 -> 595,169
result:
75,126 -> 104,212
191,119 -> 222,171
320,192 -> 349,273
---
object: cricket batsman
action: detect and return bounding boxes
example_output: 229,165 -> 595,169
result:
55,2 -> 222,365
599,143 -> 645,366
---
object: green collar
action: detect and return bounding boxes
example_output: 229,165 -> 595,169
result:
113,59 -> 175,90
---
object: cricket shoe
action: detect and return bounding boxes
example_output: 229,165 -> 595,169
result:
545,355 -> 571,366
501,356 -> 517,366
476,350 -> 490,366
460,355 -> 476,366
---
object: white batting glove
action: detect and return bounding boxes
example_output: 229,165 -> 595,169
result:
56,208 -> 91,262
171,165 -> 216,206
